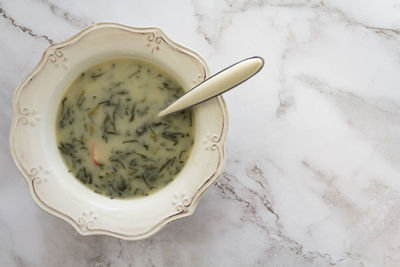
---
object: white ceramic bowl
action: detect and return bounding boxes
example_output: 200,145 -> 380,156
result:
9,23 -> 228,240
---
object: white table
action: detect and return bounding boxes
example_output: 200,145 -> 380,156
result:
1,1 -> 400,266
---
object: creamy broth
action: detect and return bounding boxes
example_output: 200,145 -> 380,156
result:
56,59 -> 194,199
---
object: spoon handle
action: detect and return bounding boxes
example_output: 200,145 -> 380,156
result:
158,56 -> 264,117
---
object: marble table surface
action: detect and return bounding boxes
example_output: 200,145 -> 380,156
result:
2,0 -> 400,266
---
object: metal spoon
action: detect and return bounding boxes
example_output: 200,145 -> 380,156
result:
158,56 -> 264,117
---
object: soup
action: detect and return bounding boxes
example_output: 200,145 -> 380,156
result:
56,59 -> 194,199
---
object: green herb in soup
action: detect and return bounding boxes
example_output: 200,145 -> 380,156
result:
56,59 -> 194,199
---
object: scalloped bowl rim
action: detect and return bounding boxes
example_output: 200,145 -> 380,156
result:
9,22 -> 228,240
